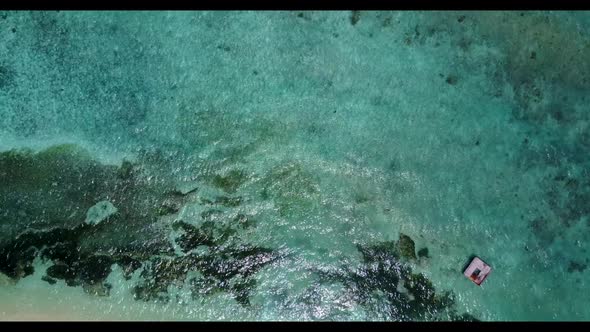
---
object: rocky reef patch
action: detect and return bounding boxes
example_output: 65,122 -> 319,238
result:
0,143 -> 282,307
312,234 -> 477,321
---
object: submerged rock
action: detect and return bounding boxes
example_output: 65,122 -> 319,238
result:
190,244 -> 279,306
316,241 -> 463,321
404,272 -> 453,315
117,160 -> 135,180
417,247 -> 429,259
211,196 -> 242,207
157,198 -> 181,216
174,181 -> 199,195
173,220 -> 216,252
133,256 -> 193,302
449,312 -> 480,322
0,145 -> 114,242
46,263 -> 77,281
0,227 -> 83,279
228,276 -> 257,307
41,275 -> 57,285
41,241 -> 80,265
134,240 -> 280,307
0,144 -> 179,285
567,261 -> 587,273
173,208 -> 257,254
195,244 -> 279,281
78,255 -> 114,284
397,233 -> 417,260
357,240 -> 399,263
234,214 -> 257,229
83,282 -> 112,297
0,143 -> 276,308
115,255 -> 142,279
85,201 -> 118,226
211,169 -> 247,193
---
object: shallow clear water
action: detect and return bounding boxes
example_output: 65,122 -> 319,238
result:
0,11 -> 589,321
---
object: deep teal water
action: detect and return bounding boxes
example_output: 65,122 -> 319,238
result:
0,11 -> 589,321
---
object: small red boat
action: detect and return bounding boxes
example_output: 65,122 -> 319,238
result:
463,257 -> 491,286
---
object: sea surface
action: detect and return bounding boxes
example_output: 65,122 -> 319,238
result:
1,11 -> 589,321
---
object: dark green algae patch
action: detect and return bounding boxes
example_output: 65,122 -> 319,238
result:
0,144 -> 175,254
0,144 -> 281,305
0,143 -> 475,318
0,144 -> 173,294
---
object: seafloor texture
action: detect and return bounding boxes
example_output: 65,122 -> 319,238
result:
0,11 -> 589,321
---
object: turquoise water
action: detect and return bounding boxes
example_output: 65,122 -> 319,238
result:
0,11 -> 589,321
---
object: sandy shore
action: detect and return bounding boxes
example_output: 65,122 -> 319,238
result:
0,313 -> 90,321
